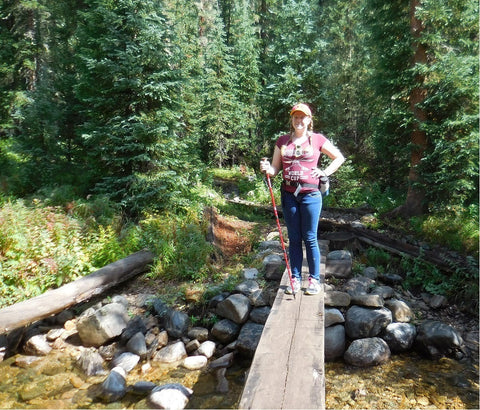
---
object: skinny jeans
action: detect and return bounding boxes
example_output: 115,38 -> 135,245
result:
281,189 -> 322,281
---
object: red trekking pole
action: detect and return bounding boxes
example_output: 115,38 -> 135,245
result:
262,159 -> 297,298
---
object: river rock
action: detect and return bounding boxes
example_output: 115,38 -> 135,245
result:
187,327 -> 209,342
258,240 -> 282,252
197,340 -> 216,358
151,299 -> 172,326
380,273 -> 403,285
182,355 -> 208,370
23,334 -> 52,356
385,299 -> 413,322
350,294 -> 384,307
325,250 -> 352,278
165,310 -> 189,339
216,294 -> 251,324
211,319 -> 240,344
344,337 -> 391,367
249,289 -> 269,307
216,368 -> 229,393
325,308 -> 345,327
148,383 -> 193,410
235,280 -> 260,297
414,320 -> 465,359
325,291 -> 351,307
120,316 -> 147,344
99,366 -> 127,402
130,381 -> 157,396
344,276 -> 376,296
381,323 -> 417,352
126,331 -> 148,358
243,268 -> 259,280
77,302 -> 129,347
236,322 -> 264,358
325,324 -> 346,361
77,348 -> 106,376
111,351 -> 140,373
209,352 -> 234,369
345,305 -> 392,339
371,285 -> 395,299
262,253 -> 285,280
362,266 -> 378,279
153,341 -> 187,363
249,306 -> 271,324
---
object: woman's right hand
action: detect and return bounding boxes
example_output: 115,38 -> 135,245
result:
260,158 -> 271,174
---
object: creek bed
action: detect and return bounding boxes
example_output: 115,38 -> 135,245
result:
0,349 -> 477,409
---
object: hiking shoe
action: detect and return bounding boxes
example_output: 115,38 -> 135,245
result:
285,277 -> 301,295
305,278 -> 321,295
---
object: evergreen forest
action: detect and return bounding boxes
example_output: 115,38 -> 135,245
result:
0,0 -> 478,308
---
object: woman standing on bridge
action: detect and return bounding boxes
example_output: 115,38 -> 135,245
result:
260,103 -> 345,295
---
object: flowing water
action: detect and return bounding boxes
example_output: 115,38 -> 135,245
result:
0,348 -> 477,409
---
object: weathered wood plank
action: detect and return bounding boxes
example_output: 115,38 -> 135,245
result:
0,250 -> 154,334
240,244 -> 325,409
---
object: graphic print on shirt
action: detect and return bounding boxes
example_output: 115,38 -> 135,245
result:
281,140 -> 316,182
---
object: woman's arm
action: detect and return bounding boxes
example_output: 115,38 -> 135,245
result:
319,141 -> 345,176
260,145 -> 282,177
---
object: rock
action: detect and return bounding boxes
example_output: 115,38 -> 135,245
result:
153,341 -> 187,363
371,285 -> 394,299
130,381 -> 157,396
381,323 -> 417,353
209,352 -> 234,369
216,368 -> 229,393
345,306 -> 392,339
187,327 -> 209,343
182,355 -> 208,370
77,348 -> 106,376
77,303 -> 129,347
344,276 -> 376,296
211,319 -> 240,344
99,367 -> 127,402
243,268 -> 259,280
15,355 -> 42,368
46,328 -> 65,342
326,250 -> 352,278
258,240 -> 282,252
414,320 -> 465,359
350,294 -> 384,308
120,316 -> 147,344
362,266 -> 378,280
111,351 -> 140,373
380,273 -> 403,285
325,308 -> 345,327
325,324 -> 346,361
151,299 -> 172,326
325,291 -> 351,307
23,334 -> 52,356
216,294 -> 251,324
344,337 -> 391,367
148,383 -> 193,410
185,339 -> 201,354
249,289 -> 269,307
165,310 -> 190,339
126,331 -> 148,358
197,340 -> 216,358
385,299 -> 413,322
429,295 -> 448,309
249,306 -> 271,324
263,253 -> 286,280
236,322 -> 264,358
235,280 -> 260,297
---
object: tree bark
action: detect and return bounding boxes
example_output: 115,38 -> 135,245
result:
0,250 -> 154,335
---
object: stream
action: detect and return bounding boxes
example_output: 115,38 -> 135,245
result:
0,346 -> 477,409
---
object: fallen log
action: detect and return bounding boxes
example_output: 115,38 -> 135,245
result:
0,249 -> 154,335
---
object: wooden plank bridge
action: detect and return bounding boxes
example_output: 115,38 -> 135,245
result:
240,241 -> 328,409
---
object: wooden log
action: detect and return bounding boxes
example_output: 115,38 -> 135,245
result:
0,249 -> 154,335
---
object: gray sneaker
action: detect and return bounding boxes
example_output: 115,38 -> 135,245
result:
305,278 -> 321,295
285,277 -> 301,294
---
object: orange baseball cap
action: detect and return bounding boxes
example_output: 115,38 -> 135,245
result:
290,103 -> 312,117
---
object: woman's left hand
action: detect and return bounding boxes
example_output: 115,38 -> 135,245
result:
311,168 -> 327,179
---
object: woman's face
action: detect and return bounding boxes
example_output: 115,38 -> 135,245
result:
291,112 -> 311,131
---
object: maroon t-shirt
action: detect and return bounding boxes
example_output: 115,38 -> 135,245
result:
276,132 -> 328,194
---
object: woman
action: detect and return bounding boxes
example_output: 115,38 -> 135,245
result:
260,103 -> 345,295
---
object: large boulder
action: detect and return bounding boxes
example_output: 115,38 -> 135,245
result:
414,320 -> 465,359
381,323 -> 417,353
345,306 -> 392,339
344,337 -> 391,367
211,319 -> 241,344
236,322 -> 264,358
216,294 -> 251,324
325,324 -> 346,361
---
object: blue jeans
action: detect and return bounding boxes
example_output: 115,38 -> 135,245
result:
281,190 -> 322,281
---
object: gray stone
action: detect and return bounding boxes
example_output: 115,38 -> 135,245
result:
211,319 -> 240,344
120,316 -> 147,344
99,367 -> 127,402
182,355 -> 208,370
429,295 -> 448,309
77,302 -> 129,347
77,348 -> 106,376
325,324 -> 346,361
126,331 -> 148,358
380,273 -> 403,285
249,306 -> 271,324
153,341 -> 187,363
381,323 -> 417,352
243,268 -> 259,280
345,305 -> 392,339
185,339 -> 201,354
197,340 -> 216,358
165,310 -> 190,339
350,294 -> 384,308
209,352 -> 234,369
258,240 -> 282,252
111,351 -> 140,373
263,253 -> 286,280
249,289 -> 269,307
236,322 -> 264,358
216,294 -> 251,324
23,334 -> 52,356
216,368 -> 229,393
371,285 -> 395,299
362,266 -> 378,279
325,291 -> 351,307
235,280 -> 260,297
325,308 -> 345,327
344,337 -> 391,367
385,299 -> 413,322
187,327 -> 209,342
414,320 -> 465,359
344,276 -> 376,296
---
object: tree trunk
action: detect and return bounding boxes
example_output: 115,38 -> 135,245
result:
389,0 -> 429,218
